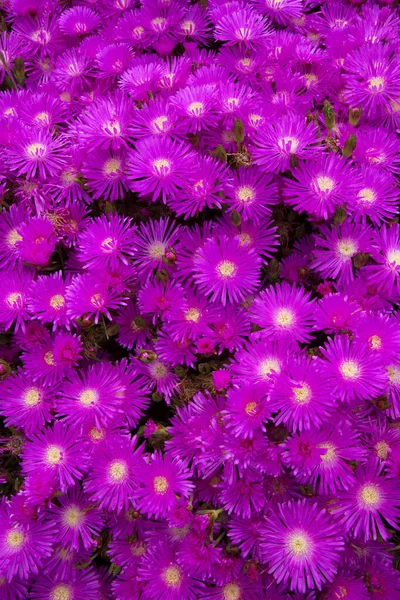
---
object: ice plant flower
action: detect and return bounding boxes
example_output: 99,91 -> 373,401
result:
261,500 -> 344,592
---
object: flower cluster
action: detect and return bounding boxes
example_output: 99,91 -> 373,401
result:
0,0 -> 400,599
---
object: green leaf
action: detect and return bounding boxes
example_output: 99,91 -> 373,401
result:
342,134 -> 357,157
234,118 -> 245,145
323,100 -> 335,131
213,144 -> 227,163
349,107 -> 362,126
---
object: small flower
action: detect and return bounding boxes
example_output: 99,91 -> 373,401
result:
193,235 -> 261,305
252,115 -> 321,173
261,500 -> 344,592
127,136 -> 195,203
334,463 -> 400,540
84,436 -> 143,513
16,216 -> 57,267
320,336 -> 386,403
28,272 -> 69,330
250,282 -> 316,344
21,421 -> 85,491
0,509 -> 53,582
46,487 -> 104,551
0,370 -> 53,433
135,451 -> 194,519
77,213 -> 136,270
269,357 -> 334,432
223,383 -> 271,439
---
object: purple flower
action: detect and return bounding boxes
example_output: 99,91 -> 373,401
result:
193,235 -> 261,305
250,282 -> 316,344
21,421 -> 86,491
135,451 -> 194,519
261,500 -> 344,592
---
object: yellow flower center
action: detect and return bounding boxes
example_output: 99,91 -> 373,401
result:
60,91 -> 72,102
337,239 -> 357,257
90,293 -> 103,308
339,360 -> 360,380
46,445 -> 63,465
388,365 -> 400,385
26,142 -> 46,158
226,97 -> 239,109
249,113 -> 262,126
132,26 -> 144,38
6,529 -> 25,550
236,185 -> 255,203
162,566 -> 181,587
154,475 -> 169,494
104,158 -> 121,175
216,260 -> 236,278
184,308 -> 200,322
148,242 -> 165,259
63,506 -> 84,528
287,531 -> 310,556
244,401 -> 258,416
292,382 -> 311,404
50,585 -> 72,600
6,292 -> 21,308
23,388 -> 41,407
7,229 -> 22,247
358,187 -> 376,203
274,308 -> 295,328
79,388 -> 98,406
35,111 -> 50,124
375,441 -> 389,460
368,335 -> 382,350
0,577 -> 5,586
152,115 -> 168,131
335,586 -> 348,599
50,294 -> 65,310
103,120 -> 121,136
151,17 -> 166,28
150,361 -> 168,379
317,442 -> 337,464
181,20 -> 195,34
239,58 -> 251,68
109,460 -> 128,482
358,483 -> 381,507
278,136 -> 299,154
89,426 -> 105,441
316,176 -> 335,192
187,101 -> 204,114
153,158 -> 171,174
44,351 -> 55,365
131,541 -> 146,556
259,358 -> 281,378
368,76 -> 385,91
223,582 -> 241,600
305,73 -> 318,87
387,249 -> 400,267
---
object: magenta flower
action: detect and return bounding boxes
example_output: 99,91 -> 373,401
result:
261,500 -> 344,592
127,136 -> 195,203
0,370 -> 53,433
21,421 -> 86,491
46,487 -> 104,551
252,115 -> 321,173
250,282 -> 316,344
334,463 -> 400,540
193,235 -> 261,305
0,510 -> 53,581
84,436 -> 143,513
269,356 -> 334,432
320,336 -> 386,403
135,451 -> 194,519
